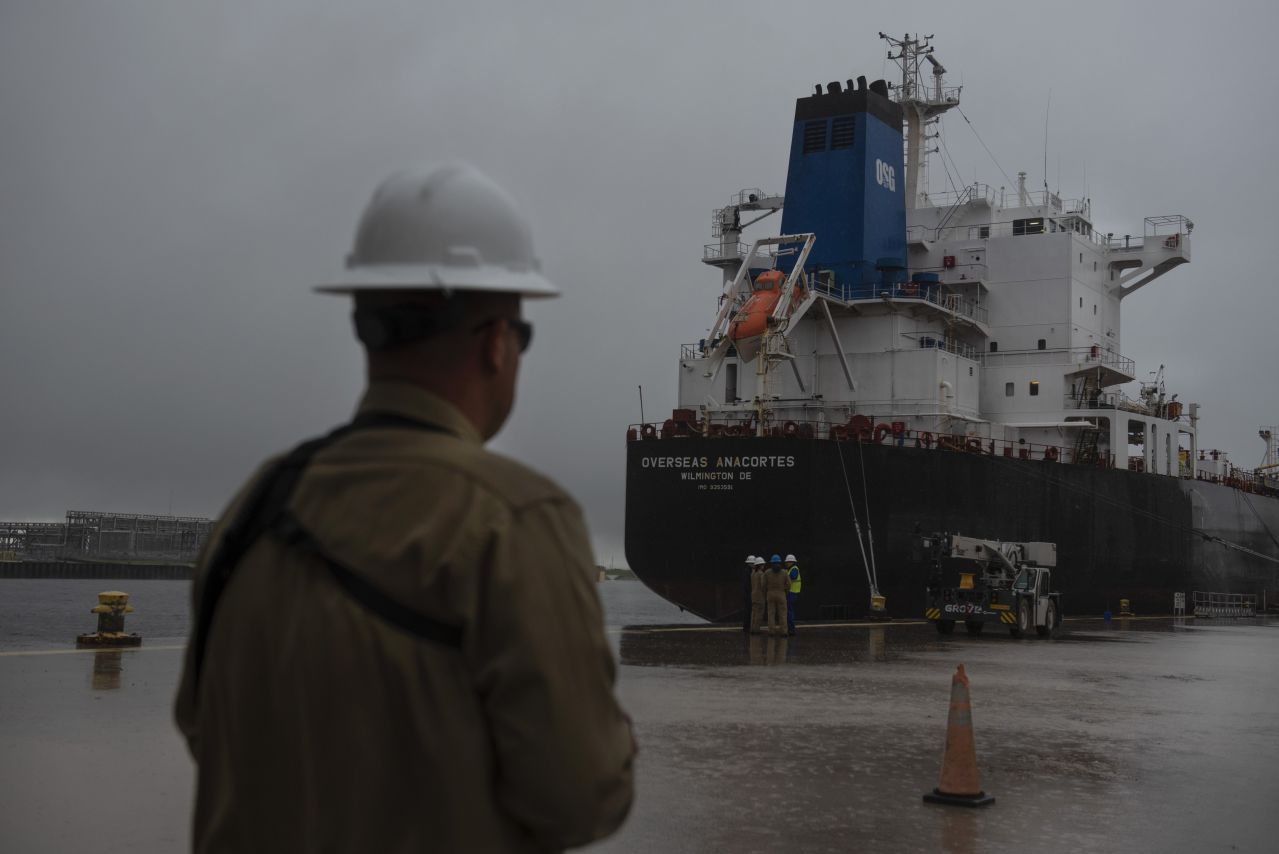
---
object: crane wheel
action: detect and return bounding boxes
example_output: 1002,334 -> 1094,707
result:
1037,601 -> 1058,638
964,620 -> 984,636
936,619 -> 955,635
1010,599 -> 1031,638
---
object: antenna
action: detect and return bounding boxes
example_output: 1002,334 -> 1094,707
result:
1042,91 -> 1051,191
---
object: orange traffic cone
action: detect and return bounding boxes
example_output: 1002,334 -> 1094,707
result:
923,663 -> 995,807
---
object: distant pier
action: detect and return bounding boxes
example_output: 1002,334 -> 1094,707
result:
0,561 -> 193,581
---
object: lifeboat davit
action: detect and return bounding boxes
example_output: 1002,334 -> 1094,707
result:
729,270 -> 804,362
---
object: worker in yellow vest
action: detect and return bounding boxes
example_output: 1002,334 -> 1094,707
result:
784,554 -> 801,636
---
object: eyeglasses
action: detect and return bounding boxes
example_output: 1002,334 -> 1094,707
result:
472,317 -> 533,354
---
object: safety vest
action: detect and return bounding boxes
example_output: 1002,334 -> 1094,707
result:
787,565 -> 802,594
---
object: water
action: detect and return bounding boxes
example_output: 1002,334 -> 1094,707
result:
2,579 -> 1277,853
0,578 -> 699,652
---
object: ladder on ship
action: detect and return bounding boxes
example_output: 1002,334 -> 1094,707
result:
1073,427 -> 1104,465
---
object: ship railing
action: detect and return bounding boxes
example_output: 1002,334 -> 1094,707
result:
904,334 -> 982,361
985,347 -> 1135,376
1064,391 -> 1121,410
917,183 -> 999,209
1192,591 -> 1257,618
703,241 -> 751,262
1194,465 -> 1279,497
626,419 -> 1114,467
814,280 -> 989,325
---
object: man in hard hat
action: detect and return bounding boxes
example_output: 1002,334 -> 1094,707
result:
174,164 -> 635,853
784,553 -> 802,636
749,556 -> 767,634
764,554 -> 789,636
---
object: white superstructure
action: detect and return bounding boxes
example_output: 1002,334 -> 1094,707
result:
677,35 -> 1196,476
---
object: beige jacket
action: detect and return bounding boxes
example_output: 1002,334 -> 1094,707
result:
174,382 -> 634,853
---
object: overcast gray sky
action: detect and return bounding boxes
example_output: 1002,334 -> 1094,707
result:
3,0 -> 1277,564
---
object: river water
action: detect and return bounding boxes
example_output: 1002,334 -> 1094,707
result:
2,579 -> 1276,853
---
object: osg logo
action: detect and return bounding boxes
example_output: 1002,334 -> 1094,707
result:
875,159 -> 896,192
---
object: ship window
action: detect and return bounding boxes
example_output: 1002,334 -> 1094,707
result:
969,366 -> 973,376
1005,382 -> 1014,397
979,226 -> 990,238
1013,218 -> 1044,236
802,120 -> 828,154
1079,253 -> 1083,263
1029,381 -> 1040,396
1037,339 -> 1046,350
989,341 -> 998,352
1079,297 -> 1083,308
1093,304 -> 1097,315
830,116 -> 855,149
725,362 -> 738,403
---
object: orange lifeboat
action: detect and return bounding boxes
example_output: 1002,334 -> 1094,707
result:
729,270 -> 805,362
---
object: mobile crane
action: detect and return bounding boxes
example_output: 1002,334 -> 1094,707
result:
920,533 -> 1063,638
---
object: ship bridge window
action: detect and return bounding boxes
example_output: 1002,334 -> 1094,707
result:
1037,339 -> 1046,350
1005,382 -> 1014,397
830,116 -> 855,149
802,120 -> 828,154
1013,218 -> 1044,236
1029,381 -> 1040,396
989,341 -> 998,352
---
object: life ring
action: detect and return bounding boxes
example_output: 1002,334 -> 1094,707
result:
917,431 -> 934,449
1044,446 -> 1059,462
873,423 -> 892,444
640,423 -> 657,440
783,421 -> 799,438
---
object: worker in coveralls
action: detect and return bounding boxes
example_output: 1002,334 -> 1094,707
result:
173,164 -> 635,853
749,556 -> 767,634
741,555 -> 756,633
764,554 -> 789,636
784,553 -> 802,635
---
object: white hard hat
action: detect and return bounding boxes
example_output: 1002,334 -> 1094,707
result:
745,555 -> 756,563
785,554 -> 797,562
753,556 -> 766,565
317,163 -> 559,298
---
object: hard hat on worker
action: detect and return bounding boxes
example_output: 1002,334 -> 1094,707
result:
785,554 -> 797,563
770,554 -> 781,564
745,555 -> 756,563
317,163 -> 559,298
754,556 -> 766,565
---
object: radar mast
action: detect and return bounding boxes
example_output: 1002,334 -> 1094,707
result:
880,32 -> 961,210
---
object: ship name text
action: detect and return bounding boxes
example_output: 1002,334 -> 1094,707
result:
640,455 -> 796,469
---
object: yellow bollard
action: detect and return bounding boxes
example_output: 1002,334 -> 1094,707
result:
76,591 -> 142,647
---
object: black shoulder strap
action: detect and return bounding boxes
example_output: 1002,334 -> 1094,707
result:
191,412 -> 463,696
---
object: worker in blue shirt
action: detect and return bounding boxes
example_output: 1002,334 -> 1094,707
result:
783,553 -> 801,635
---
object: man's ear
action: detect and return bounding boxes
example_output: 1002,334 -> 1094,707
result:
479,320 -> 508,375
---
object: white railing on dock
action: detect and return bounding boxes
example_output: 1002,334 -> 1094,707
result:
1192,591 -> 1257,618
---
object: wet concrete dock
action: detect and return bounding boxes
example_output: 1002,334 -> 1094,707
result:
1,580 -> 1276,853
595,616 -> 1279,853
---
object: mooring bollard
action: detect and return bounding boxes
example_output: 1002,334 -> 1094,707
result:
75,591 -> 142,647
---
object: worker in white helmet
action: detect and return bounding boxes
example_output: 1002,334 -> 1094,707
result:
174,164 -> 634,853
749,556 -> 768,634
741,555 -> 756,633
784,553 -> 802,635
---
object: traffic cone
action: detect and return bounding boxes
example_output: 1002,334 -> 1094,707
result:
923,663 -> 995,807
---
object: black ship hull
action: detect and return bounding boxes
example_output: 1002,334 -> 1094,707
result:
624,438 -> 1279,621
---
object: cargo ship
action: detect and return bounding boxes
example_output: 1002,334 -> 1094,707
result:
624,34 -> 1279,621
